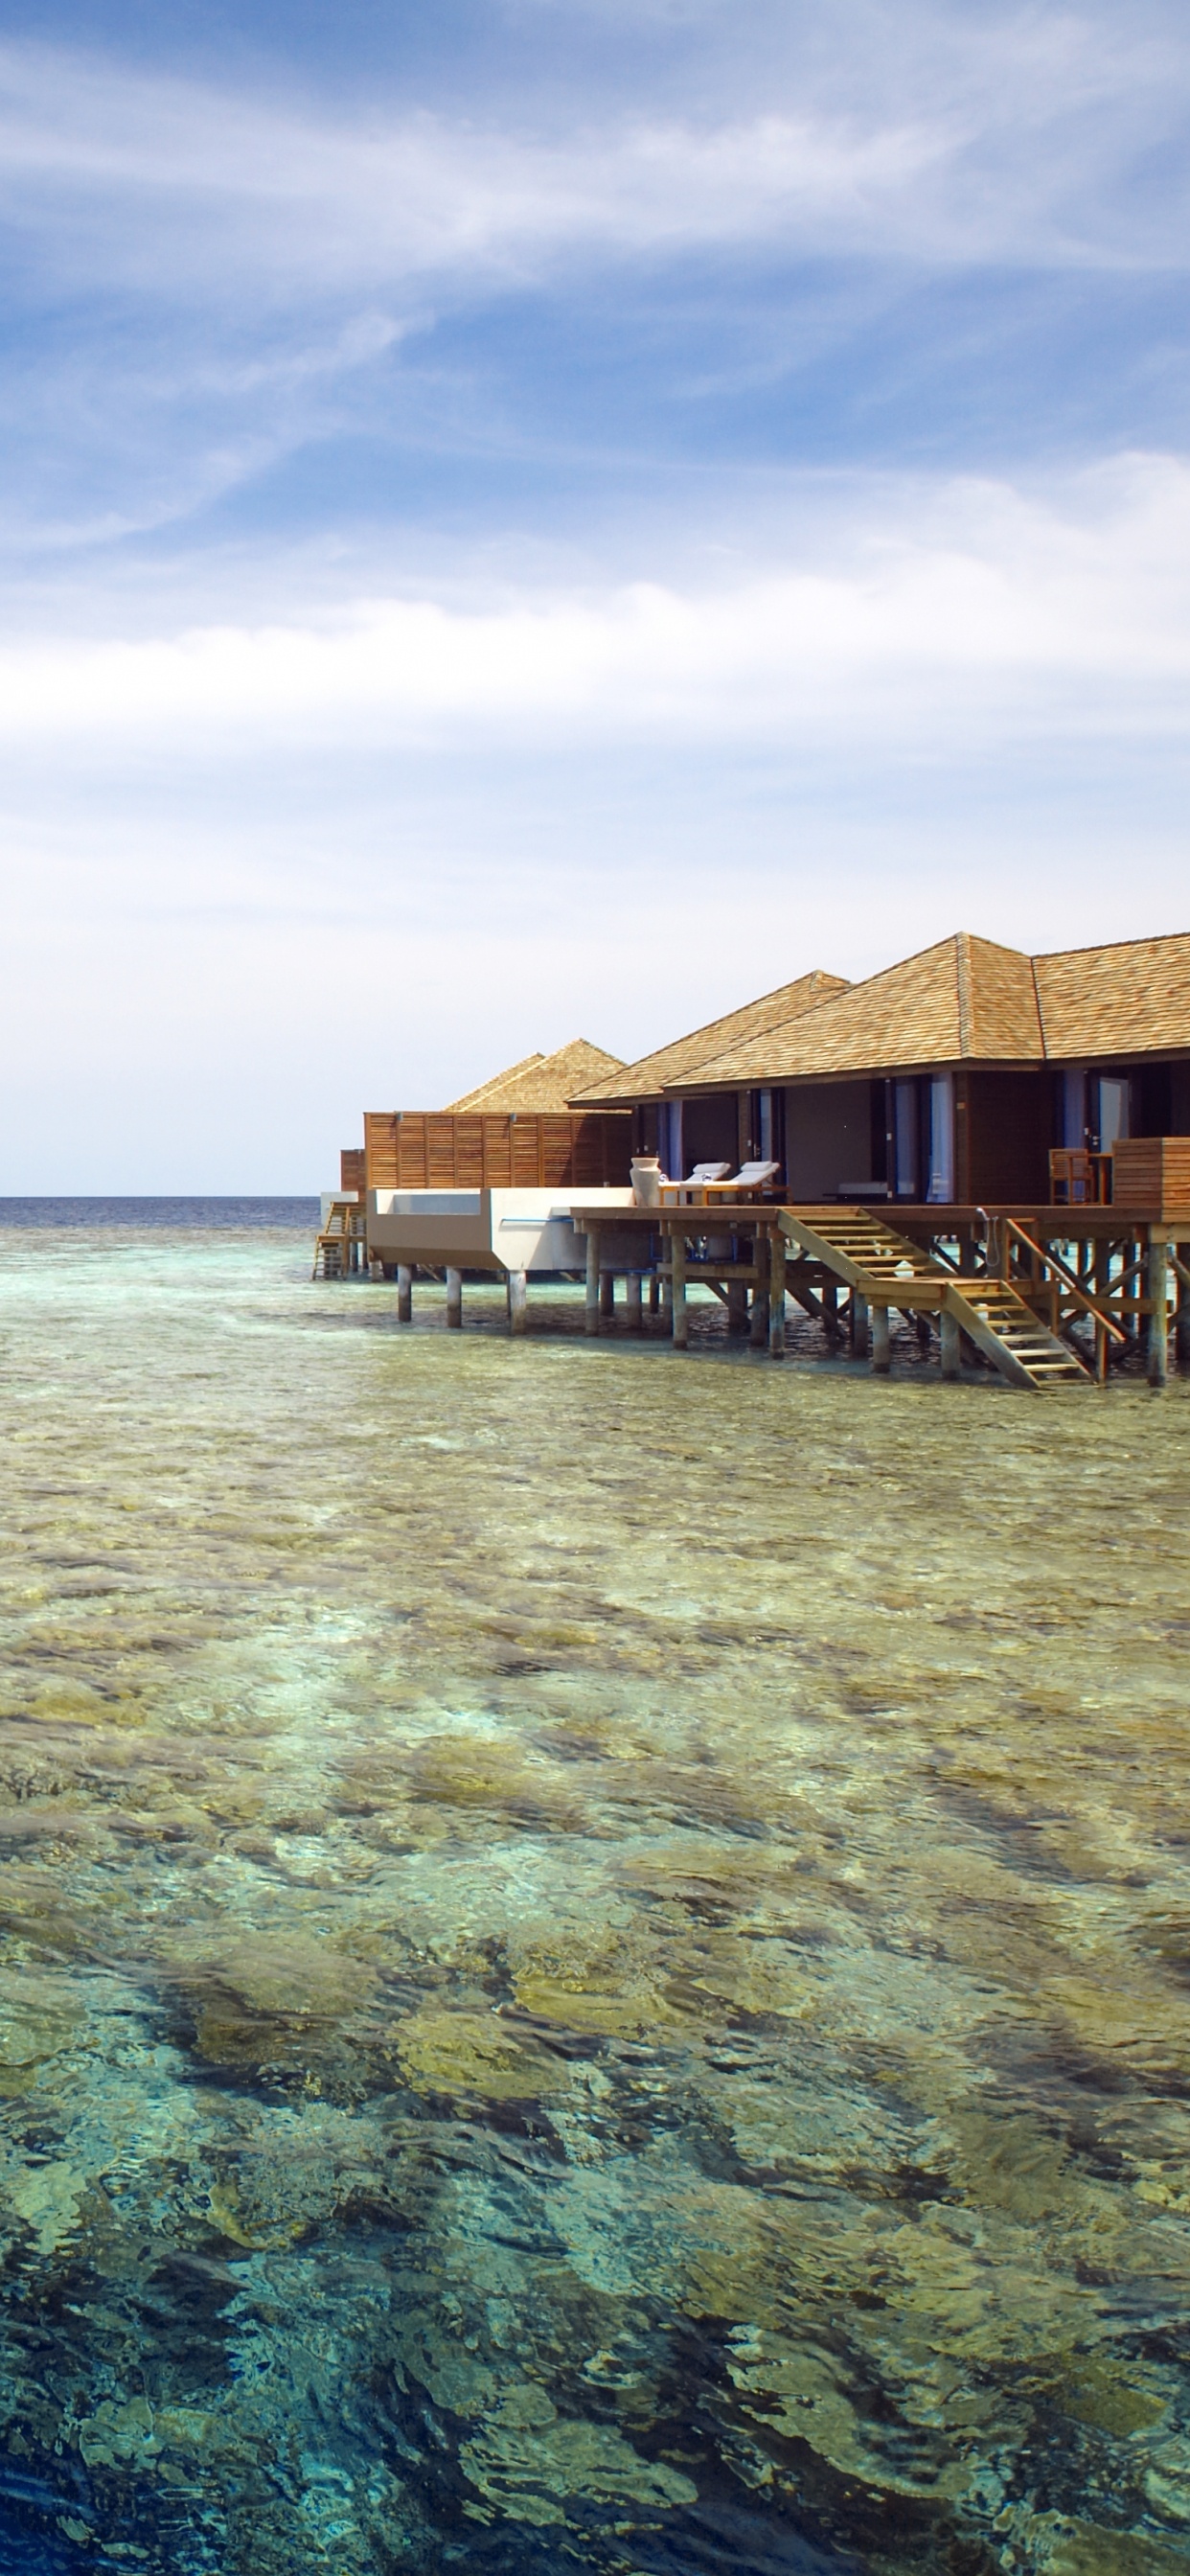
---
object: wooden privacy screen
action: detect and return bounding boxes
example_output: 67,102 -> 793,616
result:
339,1148 -> 366,1195
362,1112 -> 631,1193
1111,1136 -> 1190,1216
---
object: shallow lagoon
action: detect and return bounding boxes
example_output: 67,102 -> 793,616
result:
1,1215 -> 1189,2576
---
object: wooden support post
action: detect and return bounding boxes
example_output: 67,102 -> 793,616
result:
940,1308 -> 960,1381
600,1269 -> 615,1322
397,1264 -> 413,1323
726,1281 -> 748,1336
671,1231 -> 688,1348
508,1269 -> 528,1335
584,1227 -> 601,1336
749,1234 -> 769,1348
1148,1237 -> 1169,1389
768,1229 -> 786,1360
821,1277 -> 839,1339
626,1273 -> 643,1332
851,1291 -> 869,1360
648,1272 -> 661,1318
446,1267 -> 463,1328
1177,1254 -> 1190,1373
872,1304 -> 890,1375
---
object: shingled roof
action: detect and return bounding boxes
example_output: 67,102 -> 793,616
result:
1034,932 -> 1190,1061
446,1038 -> 626,1115
568,970 -> 850,1107
671,935 -> 1043,1090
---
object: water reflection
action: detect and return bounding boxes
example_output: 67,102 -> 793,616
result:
0,1224 -> 1188,2575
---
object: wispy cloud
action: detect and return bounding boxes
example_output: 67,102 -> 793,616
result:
2,5 -> 1189,1183
1,10 -> 1189,310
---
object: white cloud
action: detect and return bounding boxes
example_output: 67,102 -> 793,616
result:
1,9 -> 1189,1184
4,454 -> 1190,757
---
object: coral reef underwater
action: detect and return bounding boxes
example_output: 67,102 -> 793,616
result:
0,1222 -> 1189,2574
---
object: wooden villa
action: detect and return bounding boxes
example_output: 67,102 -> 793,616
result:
321,935 -> 1190,1390
315,1040 -> 636,1322
572,932 -> 1190,1206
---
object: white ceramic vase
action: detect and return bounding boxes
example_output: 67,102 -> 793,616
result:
630,1156 -> 663,1208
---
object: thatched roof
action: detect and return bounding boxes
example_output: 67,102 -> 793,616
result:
568,971 -> 850,1106
1034,932 -> 1190,1061
589,931 -> 1190,1099
446,1039 -> 626,1115
675,936 -> 1042,1088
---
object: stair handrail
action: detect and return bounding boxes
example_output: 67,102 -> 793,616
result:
1001,1217 -> 1126,1344
975,1207 -> 1000,1276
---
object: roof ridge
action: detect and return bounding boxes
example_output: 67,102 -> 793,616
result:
955,932 -> 973,1055
1030,953 -> 1048,1053
1031,928 -> 1190,964
650,967 -> 847,1061
660,969 -> 850,1091
569,968 -> 850,1104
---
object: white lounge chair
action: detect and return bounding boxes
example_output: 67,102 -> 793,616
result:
657,1162 -> 732,1206
698,1161 -> 782,1201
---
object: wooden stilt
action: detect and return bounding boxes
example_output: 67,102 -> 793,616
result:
446,1267 -> 463,1327
648,1273 -> 661,1318
940,1309 -> 960,1381
600,1269 -> 615,1322
749,1234 -> 769,1348
626,1273 -> 643,1332
768,1229 -> 786,1360
672,1231 -> 688,1348
397,1264 -> 413,1323
1148,1236 -> 1169,1389
821,1277 -> 839,1339
584,1226 -> 601,1336
726,1281 -> 748,1336
509,1269 -> 528,1335
851,1291 -> 869,1360
1176,1251 -> 1190,1372
872,1304 -> 890,1374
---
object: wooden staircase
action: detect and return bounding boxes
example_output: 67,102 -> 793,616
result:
941,1276 -> 1088,1389
780,1207 -> 1089,1390
783,1208 -> 940,1289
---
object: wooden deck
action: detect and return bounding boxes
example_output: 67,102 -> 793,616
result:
566,1201 -> 1190,1389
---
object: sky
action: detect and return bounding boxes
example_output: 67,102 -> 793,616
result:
3,0 -> 1190,1187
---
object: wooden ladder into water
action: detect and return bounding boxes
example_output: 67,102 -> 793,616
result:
780,1207 -> 1090,1390
311,1199 -> 367,1280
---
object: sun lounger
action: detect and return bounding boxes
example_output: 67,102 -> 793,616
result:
698,1161 -> 782,1202
656,1162 -> 732,1206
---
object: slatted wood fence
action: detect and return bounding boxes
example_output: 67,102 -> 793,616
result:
1111,1137 -> 1190,1215
362,1112 -> 630,1195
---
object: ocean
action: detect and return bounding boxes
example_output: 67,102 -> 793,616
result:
0,1204 -> 1187,2574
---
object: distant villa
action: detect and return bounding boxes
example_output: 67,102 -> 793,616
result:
319,929 -> 1190,1391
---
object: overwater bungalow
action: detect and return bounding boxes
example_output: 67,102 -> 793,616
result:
571,932 -> 1190,1211
324,935 -> 1190,1389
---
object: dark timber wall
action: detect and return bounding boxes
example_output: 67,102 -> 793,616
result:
958,1071 -> 1050,1204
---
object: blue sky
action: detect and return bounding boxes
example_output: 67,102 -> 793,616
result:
3,0 -> 1190,1185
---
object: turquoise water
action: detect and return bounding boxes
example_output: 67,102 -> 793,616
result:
1,1213 -> 1189,2576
